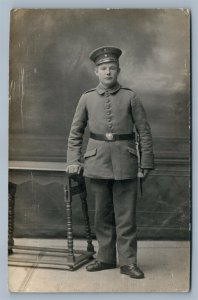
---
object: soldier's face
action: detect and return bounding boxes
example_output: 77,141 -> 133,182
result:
95,62 -> 120,88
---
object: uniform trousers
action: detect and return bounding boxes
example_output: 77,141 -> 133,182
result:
90,178 -> 137,266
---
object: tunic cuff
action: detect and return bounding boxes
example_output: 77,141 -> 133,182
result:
140,153 -> 154,169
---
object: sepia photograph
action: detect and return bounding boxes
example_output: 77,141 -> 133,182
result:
8,8 -> 190,292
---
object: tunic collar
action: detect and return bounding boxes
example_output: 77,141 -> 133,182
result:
96,82 -> 121,95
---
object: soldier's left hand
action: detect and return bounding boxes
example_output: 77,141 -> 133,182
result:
142,169 -> 150,179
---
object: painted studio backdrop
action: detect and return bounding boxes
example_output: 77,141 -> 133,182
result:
9,9 -> 190,239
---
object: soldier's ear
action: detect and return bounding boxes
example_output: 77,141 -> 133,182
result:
117,67 -> 121,74
94,66 -> 99,77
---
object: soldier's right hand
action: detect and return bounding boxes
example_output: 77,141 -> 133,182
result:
66,164 -> 82,174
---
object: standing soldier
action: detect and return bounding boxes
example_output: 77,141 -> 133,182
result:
66,46 -> 154,279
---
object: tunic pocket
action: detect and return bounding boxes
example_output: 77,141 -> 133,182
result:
84,148 -> 97,159
127,147 -> 137,157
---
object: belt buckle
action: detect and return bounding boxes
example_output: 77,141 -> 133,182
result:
105,133 -> 114,141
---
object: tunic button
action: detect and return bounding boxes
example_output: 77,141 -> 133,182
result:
106,105 -> 110,109
109,124 -> 113,128
105,91 -> 110,97
107,112 -> 111,115
108,118 -> 111,122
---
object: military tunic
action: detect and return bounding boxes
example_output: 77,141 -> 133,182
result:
67,82 -> 154,178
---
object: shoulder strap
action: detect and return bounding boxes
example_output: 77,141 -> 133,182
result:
120,86 -> 135,92
83,88 -> 96,94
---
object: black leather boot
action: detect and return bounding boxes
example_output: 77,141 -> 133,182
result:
120,264 -> 144,279
86,260 -> 116,272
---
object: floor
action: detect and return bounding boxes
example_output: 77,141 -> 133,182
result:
8,239 -> 190,293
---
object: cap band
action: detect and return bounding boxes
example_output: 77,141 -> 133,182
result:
95,56 -> 118,65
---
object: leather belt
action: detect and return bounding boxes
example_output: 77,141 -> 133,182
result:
90,132 -> 135,141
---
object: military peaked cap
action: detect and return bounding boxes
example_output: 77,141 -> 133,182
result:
89,46 -> 122,65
